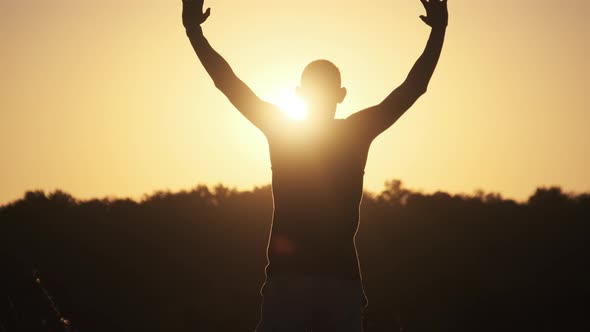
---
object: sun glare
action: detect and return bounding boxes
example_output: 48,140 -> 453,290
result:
271,91 -> 307,121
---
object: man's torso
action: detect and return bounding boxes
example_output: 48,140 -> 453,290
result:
264,119 -> 372,280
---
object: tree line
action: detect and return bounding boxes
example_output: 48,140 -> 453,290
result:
1,180 -> 588,331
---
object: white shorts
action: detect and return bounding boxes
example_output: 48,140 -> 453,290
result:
255,276 -> 368,332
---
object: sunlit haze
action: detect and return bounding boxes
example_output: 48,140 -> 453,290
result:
1,0 -> 588,204
270,91 -> 308,121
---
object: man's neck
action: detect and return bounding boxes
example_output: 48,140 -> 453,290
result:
306,106 -> 337,123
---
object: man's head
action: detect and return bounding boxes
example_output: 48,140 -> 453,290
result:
297,60 -> 347,121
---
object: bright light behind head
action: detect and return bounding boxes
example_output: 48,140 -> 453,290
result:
271,90 -> 307,121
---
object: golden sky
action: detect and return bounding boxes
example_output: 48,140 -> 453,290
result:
1,0 -> 588,204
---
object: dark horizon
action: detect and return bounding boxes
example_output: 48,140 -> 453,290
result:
3,178 -> 588,209
2,179 -> 588,331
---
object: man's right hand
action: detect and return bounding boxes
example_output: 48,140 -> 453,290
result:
182,0 -> 211,30
419,0 -> 448,29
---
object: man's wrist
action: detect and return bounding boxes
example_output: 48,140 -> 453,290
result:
432,25 -> 447,33
185,24 -> 203,36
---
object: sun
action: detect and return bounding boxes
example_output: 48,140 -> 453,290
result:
271,90 -> 307,121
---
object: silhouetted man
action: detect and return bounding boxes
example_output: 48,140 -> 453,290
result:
183,0 -> 447,330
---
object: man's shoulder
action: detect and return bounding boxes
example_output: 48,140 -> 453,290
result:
334,118 -> 363,136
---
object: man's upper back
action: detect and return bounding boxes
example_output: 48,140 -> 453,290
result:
264,119 -> 373,279
268,119 -> 370,209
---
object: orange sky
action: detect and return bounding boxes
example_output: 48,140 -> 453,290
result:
1,0 -> 588,204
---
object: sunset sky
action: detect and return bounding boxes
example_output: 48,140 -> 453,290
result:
1,0 -> 588,204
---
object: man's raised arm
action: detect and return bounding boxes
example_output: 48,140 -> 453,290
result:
182,0 -> 281,133
348,0 -> 448,141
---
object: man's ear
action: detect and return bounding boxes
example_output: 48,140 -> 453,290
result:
337,87 -> 347,104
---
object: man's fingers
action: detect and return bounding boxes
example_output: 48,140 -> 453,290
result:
204,7 -> 211,20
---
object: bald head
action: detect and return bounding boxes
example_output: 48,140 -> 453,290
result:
297,60 -> 347,120
301,60 -> 342,88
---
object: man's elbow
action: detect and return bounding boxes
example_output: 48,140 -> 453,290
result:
212,74 -> 238,94
414,81 -> 428,97
403,80 -> 428,99
408,86 -> 427,102
213,80 -> 225,92
213,78 -> 231,94
420,84 -> 428,95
